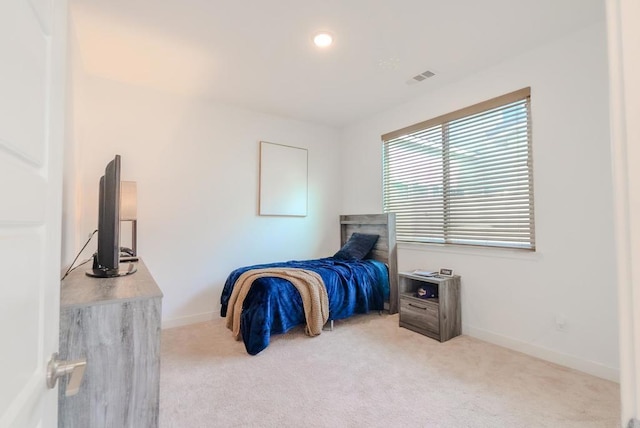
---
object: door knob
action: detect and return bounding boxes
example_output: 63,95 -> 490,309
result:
46,353 -> 87,397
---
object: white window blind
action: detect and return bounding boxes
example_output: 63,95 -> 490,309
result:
382,88 -> 535,250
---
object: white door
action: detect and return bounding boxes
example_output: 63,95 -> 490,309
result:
0,0 -> 67,426
607,1 -> 640,424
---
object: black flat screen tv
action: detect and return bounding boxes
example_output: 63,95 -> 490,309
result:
86,154 -> 137,278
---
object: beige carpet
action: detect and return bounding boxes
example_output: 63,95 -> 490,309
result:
160,314 -> 619,427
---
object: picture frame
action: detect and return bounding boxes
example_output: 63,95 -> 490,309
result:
439,268 -> 454,277
259,141 -> 308,217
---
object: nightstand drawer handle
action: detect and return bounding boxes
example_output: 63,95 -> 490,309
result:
408,303 -> 427,311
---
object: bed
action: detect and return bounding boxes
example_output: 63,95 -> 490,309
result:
220,213 -> 398,355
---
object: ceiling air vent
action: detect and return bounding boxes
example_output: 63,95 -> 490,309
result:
406,69 -> 436,85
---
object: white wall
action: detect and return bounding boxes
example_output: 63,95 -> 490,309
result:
66,73 -> 343,328
340,23 -> 618,381
61,16 -> 83,271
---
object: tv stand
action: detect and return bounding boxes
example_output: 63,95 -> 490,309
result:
59,259 -> 162,427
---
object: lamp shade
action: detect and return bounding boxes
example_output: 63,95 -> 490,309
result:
120,181 -> 137,221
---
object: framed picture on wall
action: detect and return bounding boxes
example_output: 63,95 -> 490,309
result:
259,141 -> 308,216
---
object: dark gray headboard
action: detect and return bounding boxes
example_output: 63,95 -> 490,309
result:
339,213 -> 398,314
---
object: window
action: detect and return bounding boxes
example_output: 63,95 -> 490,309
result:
382,87 -> 535,250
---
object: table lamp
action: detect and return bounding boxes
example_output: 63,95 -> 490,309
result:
120,181 -> 138,262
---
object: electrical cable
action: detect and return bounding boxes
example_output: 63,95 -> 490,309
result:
61,229 -> 98,281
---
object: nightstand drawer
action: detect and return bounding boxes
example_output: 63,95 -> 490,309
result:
400,297 -> 439,334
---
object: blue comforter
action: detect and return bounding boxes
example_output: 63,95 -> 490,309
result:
220,257 -> 389,355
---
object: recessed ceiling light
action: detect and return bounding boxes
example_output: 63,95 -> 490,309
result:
313,32 -> 333,48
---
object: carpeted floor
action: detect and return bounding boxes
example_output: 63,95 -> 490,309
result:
160,314 -> 619,427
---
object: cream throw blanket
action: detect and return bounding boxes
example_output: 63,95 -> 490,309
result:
226,268 -> 329,340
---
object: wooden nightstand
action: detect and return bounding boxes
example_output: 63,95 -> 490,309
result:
398,272 -> 461,342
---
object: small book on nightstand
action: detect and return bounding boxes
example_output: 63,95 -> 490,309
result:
411,269 -> 437,277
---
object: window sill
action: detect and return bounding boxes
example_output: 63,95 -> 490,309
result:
397,241 -> 542,261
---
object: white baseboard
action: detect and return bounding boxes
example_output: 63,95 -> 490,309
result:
162,311 -> 216,330
463,324 -> 620,383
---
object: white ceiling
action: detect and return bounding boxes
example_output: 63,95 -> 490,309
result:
70,0 -> 605,127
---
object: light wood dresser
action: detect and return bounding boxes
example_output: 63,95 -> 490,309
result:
399,272 -> 461,342
58,259 -> 162,428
